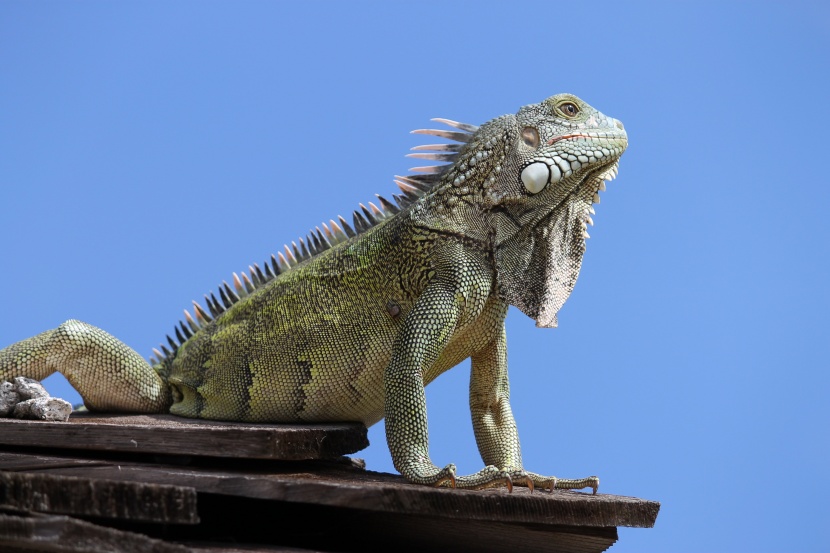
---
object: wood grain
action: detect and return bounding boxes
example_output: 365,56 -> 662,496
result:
0,413 -> 368,460
0,414 -> 660,552
0,471 -> 198,523
0,510 -> 194,553
0,451 -> 659,529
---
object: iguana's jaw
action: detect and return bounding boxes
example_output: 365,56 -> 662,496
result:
572,159 -> 621,237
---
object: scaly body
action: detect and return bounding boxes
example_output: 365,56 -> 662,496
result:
1,94 -> 627,491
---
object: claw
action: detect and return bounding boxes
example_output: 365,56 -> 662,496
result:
549,476 -> 557,493
505,473 -> 513,493
511,470 -> 533,493
433,466 -> 456,489
431,464 -> 457,489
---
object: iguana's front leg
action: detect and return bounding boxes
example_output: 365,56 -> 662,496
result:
470,322 -> 599,493
384,283 -> 511,489
0,319 -> 171,413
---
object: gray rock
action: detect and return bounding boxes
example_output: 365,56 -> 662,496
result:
13,397 -> 73,422
0,381 -> 20,417
13,376 -> 50,400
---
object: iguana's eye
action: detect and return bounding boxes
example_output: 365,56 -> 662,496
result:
521,127 -> 540,148
557,102 -> 580,118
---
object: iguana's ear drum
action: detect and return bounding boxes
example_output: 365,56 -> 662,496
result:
521,162 -> 550,194
495,204 -> 586,328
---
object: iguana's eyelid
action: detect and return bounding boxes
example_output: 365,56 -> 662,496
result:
556,102 -> 580,118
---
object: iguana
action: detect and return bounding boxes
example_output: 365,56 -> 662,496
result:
0,94 -> 627,492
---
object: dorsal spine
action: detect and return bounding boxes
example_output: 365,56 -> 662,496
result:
148,117 -> 479,365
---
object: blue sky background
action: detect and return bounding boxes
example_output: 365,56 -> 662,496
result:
1,2 -> 828,551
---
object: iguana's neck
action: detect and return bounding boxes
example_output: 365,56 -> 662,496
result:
412,117 -> 513,244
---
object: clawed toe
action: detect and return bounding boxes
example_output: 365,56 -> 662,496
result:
524,473 -> 599,494
453,465 -> 513,490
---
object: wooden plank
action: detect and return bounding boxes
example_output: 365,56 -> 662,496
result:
0,479 -> 620,553
0,471 -> 198,524
341,512 -> 618,553
189,492 -> 619,553
0,413 -> 368,460
0,451 -> 660,529
0,510 -> 193,553
189,546 -> 327,553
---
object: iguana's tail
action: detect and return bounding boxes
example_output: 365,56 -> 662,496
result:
0,319 -> 171,413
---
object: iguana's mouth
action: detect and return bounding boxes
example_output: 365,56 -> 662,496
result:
546,133 -> 595,145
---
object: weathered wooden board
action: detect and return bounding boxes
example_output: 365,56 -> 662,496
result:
0,510 -> 193,553
0,413 -> 368,460
0,417 -> 659,552
0,471 -> 198,524
189,546 -> 326,553
185,492 -> 620,553
0,451 -> 660,529
343,512 -> 618,553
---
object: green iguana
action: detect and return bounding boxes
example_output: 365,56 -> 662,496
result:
0,94 -> 627,492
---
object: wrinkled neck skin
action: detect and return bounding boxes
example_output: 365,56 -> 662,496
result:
422,94 -> 627,328
493,174 -> 598,328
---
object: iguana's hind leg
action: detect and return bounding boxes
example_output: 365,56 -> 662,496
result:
0,319 -> 171,413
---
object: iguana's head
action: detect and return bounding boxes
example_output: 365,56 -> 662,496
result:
476,94 -> 628,327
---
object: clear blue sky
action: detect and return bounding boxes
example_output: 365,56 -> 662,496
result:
1,2 -> 828,551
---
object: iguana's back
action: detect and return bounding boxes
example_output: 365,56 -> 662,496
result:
167,210 -> 499,425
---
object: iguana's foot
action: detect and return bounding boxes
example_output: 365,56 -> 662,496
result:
413,464 -> 598,494
451,465 -> 515,491
523,472 -> 600,494
399,461 -> 519,491
432,467 -> 597,494
400,460 -> 458,487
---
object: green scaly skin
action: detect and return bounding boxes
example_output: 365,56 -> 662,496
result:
1,94 -> 627,492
